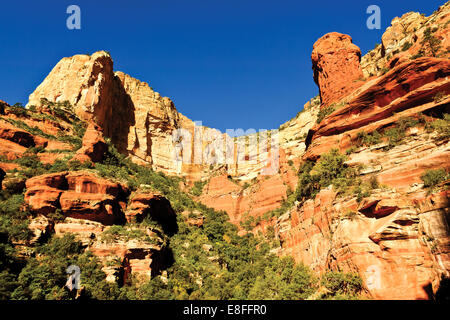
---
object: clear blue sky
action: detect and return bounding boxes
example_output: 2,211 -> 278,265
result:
0,0 -> 445,131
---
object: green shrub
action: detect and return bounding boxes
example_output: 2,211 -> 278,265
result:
316,105 -> 336,124
190,180 -> 207,196
421,169 -> 448,188
426,113 -> 450,139
8,104 -> 28,117
401,41 -> 413,51
296,149 -> 356,202
320,272 -> 363,298
384,127 -> 405,148
421,27 -> 442,57
356,130 -> 382,147
433,92 -> 446,103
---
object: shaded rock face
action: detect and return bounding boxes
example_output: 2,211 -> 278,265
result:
311,32 -> 364,107
24,171 -> 128,225
126,192 -> 178,235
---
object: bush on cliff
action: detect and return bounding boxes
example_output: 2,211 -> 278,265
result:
11,234 -> 120,300
190,180 -> 207,196
426,113 -> 450,140
316,105 -> 335,124
296,149 -> 356,201
421,168 -> 449,191
320,271 -> 363,299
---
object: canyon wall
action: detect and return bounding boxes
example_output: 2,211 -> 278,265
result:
16,2 -> 450,299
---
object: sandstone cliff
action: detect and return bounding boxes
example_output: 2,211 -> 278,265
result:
1,2 -> 447,300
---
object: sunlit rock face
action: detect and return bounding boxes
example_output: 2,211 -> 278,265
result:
311,32 -> 364,108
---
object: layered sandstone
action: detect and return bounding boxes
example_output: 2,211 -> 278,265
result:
304,57 -> 450,161
277,187 -> 449,300
311,32 -> 364,107
24,171 -> 129,225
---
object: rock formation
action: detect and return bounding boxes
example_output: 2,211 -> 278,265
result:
311,32 -> 364,107
73,122 -> 107,163
0,2 -> 447,300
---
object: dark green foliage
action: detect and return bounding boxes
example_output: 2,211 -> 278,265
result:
421,169 -> 449,189
426,113 -> 450,139
355,116 -> 426,150
316,105 -> 335,124
421,27 -> 442,57
321,271 -> 363,299
11,235 -> 120,300
356,130 -> 382,147
296,149 -> 356,202
8,104 -> 28,117
401,41 -> 413,51
190,180 -> 207,196
0,194 -> 33,243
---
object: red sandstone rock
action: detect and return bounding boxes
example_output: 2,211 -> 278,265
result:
304,57 -> 450,160
278,187 -> 449,300
0,119 -> 36,147
24,171 -> 128,225
73,122 -> 107,163
126,191 -> 177,234
25,186 -> 63,215
0,162 -> 19,172
311,32 -> 365,107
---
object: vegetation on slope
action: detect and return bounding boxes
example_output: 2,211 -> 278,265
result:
0,105 -> 364,300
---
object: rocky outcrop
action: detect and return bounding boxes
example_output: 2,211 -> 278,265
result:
361,2 -> 450,77
26,51 -> 188,176
311,32 -> 365,107
126,191 -> 178,235
23,170 -> 176,284
24,171 -> 128,225
304,57 -> 450,161
277,187 -> 449,300
198,148 -> 298,225
54,218 -> 170,284
73,122 -> 107,163
89,227 -> 168,284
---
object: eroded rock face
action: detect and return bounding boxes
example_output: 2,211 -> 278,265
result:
198,148 -> 298,225
305,57 -> 450,161
278,188 -> 449,300
54,218 -> 170,284
26,51 -> 187,175
361,3 -> 450,77
23,170 -> 176,285
311,32 -> 364,107
24,171 -> 128,225
126,191 -> 178,235
73,122 -> 107,163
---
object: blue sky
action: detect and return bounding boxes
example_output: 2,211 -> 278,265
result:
0,0 -> 445,131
